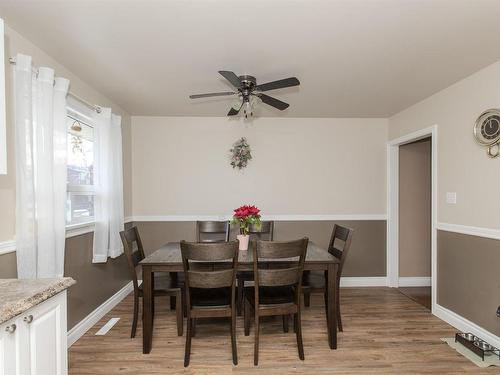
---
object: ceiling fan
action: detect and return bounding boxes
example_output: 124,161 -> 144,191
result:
189,71 -> 300,118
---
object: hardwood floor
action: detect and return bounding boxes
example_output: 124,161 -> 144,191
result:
397,287 -> 432,310
69,287 -> 494,374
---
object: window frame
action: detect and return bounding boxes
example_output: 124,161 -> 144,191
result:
65,108 -> 96,233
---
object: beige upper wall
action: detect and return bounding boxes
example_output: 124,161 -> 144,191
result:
131,117 -> 387,216
389,60 -> 500,229
0,23 -> 132,242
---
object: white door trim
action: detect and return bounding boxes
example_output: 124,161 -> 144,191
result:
387,125 -> 438,313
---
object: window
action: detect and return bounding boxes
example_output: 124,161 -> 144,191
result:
66,113 -> 95,226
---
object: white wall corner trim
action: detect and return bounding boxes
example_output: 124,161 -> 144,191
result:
437,222 -> 500,241
340,277 -> 387,287
398,277 -> 432,287
67,281 -> 134,347
433,303 -> 500,349
129,214 -> 388,222
0,239 -> 16,255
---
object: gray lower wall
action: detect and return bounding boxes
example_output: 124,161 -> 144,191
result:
437,230 -> 500,336
0,231 -> 130,330
134,220 -> 387,277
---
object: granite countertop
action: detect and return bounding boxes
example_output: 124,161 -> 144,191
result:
0,277 -> 76,325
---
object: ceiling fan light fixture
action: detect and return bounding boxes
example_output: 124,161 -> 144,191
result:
243,100 -> 253,118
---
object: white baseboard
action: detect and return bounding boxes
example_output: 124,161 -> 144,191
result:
340,277 -> 387,287
398,277 -> 431,287
433,303 -> 500,349
67,281 -> 133,347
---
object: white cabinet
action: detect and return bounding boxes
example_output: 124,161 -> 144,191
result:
0,291 -> 68,375
0,318 -> 20,375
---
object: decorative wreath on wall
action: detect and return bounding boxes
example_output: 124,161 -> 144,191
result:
230,137 -> 252,169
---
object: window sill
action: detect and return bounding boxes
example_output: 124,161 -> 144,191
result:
66,222 -> 95,238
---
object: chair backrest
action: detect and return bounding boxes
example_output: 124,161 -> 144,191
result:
119,226 -> 145,291
248,221 -> 274,241
253,238 -> 308,304
181,241 -> 239,307
327,224 -> 354,274
196,221 -> 230,243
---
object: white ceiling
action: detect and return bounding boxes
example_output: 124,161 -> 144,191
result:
1,0 -> 500,117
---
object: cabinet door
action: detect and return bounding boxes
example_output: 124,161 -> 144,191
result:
0,320 -> 20,375
23,292 -> 67,375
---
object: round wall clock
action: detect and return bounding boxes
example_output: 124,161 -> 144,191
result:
473,109 -> 500,158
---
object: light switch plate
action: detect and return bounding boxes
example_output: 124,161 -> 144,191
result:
446,192 -> 457,204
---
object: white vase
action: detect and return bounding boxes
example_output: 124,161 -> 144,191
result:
237,234 -> 250,251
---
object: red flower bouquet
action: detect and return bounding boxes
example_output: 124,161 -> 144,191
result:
231,204 -> 262,235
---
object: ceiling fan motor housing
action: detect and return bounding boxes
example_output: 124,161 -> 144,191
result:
239,75 -> 257,98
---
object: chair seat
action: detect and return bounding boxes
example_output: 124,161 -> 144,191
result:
302,270 -> 326,290
244,286 -> 295,306
191,287 -> 231,307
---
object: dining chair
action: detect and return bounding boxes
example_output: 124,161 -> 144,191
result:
302,224 -> 354,332
181,240 -> 239,367
243,238 -> 308,365
237,221 -> 274,315
120,227 -> 183,338
196,220 -> 230,243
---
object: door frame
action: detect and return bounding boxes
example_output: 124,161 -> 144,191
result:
387,125 -> 438,312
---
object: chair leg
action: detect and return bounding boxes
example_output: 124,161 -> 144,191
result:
304,292 -> 311,307
295,311 -> 305,360
176,292 -> 183,336
254,314 -> 260,366
131,292 -> 139,339
244,299 -> 250,336
336,280 -> 343,332
231,309 -> 238,365
152,294 -> 155,320
324,292 -> 329,330
237,278 -> 244,316
282,314 -> 289,333
184,317 -> 192,367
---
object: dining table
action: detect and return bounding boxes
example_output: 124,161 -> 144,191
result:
139,241 -> 340,354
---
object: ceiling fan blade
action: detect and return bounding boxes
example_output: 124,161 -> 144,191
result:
258,94 -> 290,110
189,91 -> 235,99
227,100 -> 243,116
218,71 -> 242,88
255,77 -> 300,92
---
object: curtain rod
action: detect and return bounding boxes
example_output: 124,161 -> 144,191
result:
9,57 -> 102,114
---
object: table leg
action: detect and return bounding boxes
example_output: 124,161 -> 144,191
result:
327,263 -> 338,349
143,265 -> 153,354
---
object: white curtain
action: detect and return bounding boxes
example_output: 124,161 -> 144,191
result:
14,53 -> 69,279
92,108 -> 124,263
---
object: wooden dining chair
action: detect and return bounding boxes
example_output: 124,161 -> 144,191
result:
120,227 -> 183,338
236,221 -> 274,315
243,238 -> 308,365
196,220 -> 230,243
181,240 -> 239,367
302,224 -> 354,332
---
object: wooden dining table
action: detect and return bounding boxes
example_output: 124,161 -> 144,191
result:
139,241 -> 340,354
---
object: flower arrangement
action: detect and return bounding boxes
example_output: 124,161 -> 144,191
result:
230,137 -> 252,169
231,204 -> 261,235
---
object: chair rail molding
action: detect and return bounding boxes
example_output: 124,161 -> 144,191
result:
437,222 -> 500,241
128,214 -> 388,222
0,239 -> 16,255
